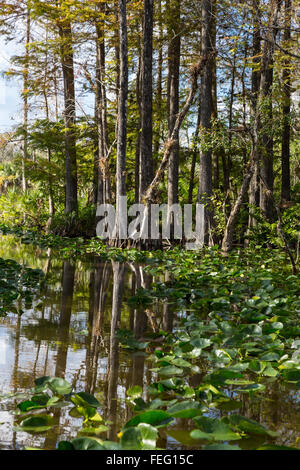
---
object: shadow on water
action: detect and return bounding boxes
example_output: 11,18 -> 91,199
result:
0,235 -> 299,450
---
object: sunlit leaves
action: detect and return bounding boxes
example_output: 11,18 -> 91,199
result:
121,424 -> 158,450
124,410 -> 173,429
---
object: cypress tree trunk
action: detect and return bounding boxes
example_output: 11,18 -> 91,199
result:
259,0 -> 281,222
139,0 -> 154,200
259,65 -> 275,222
154,0 -> 163,158
58,11 -> 78,214
95,41 -> 104,206
198,0 -> 215,245
281,0 -> 292,203
113,0 -> 128,243
248,0 -> 261,231
43,26 -> 55,220
95,4 -> 111,206
22,1 -> 30,193
135,15 -> 143,203
114,1 -> 120,141
211,0 -> 219,190
167,0 -> 181,209
188,94 -> 201,204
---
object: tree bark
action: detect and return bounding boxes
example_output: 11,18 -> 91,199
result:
198,0 -> 215,245
188,94 -> 201,204
154,0 -> 163,157
58,7 -> 78,214
139,0 -> 154,200
281,0 -> 292,203
113,0 -> 128,243
167,0 -> 181,209
95,3 -> 111,206
259,0 -> 282,222
135,14 -> 143,203
22,1 -> 30,193
248,0 -> 261,231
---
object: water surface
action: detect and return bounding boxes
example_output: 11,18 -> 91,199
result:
0,235 -> 299,450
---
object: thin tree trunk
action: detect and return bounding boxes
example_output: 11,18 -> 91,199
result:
135,16 -> 143,203
211,0 -> 219,190
248,0 -> 261,232
114,2 -> 120,143
139,0 -> 154,200
95,4 -> 111,206
167,0 -> 181,210
58,6 -> 78,214
154,0 -> 163,157
43,26 -> 55,220
259,0 -> 282,222
188,94 -> 201,204
113,0 -> 128,243
198,0 -> 215,245
228,50 -> 236,187
22,2 -> 30,193
281,0 -> 292,202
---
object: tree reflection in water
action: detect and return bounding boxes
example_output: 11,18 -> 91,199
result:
0,239 -> 299,450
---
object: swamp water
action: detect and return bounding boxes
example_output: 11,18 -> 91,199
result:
0,235 -> 299,450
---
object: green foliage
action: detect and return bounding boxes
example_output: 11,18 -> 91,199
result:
247,203 -> 300,248
49,205 -> 96,237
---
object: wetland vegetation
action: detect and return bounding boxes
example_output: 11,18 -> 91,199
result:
0,0 -> 299,452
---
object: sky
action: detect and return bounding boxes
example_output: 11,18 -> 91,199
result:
0,38 -> 22,133
0,36 -> 96,135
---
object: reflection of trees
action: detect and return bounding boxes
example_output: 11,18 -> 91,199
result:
86,260 -> 112,394
162,272 -> 174,333
43,260 -> 76,450
130,265 -> 150,387
11,308 -> 21,450
55,261 -> 76,378
239,381 -> 300,448
106,262 -> 125,441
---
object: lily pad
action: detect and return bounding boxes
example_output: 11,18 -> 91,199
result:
167,400 -> 205,418
124,410 -> 173,429
191,417 -> 241,441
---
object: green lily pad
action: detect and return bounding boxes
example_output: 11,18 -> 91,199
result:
124,410 -> 173,429
191,417 -> 241,441
14,415 -> 55,433
71,437 -> 106,450
229,415 -> 279,437
71,392 -> 100,408
167,400 -> 205,418
157,366 -> 184,376
48,377 -> 72,395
